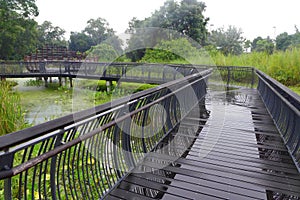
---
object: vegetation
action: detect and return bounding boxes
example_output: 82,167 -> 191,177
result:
125,0 -> 209,61
208,26 -> 245,55
0,81 -> 27,136
0,0 -> 39,60
210,48 -> 300,86
37,21 -> 67,47
69,17 -> 122,54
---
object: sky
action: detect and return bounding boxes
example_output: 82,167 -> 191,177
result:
35,0 -> 300,41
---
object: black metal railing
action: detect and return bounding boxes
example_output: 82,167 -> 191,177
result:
256,70 -> 300,172
0,61 -> 206,84
0,69 -> 212,199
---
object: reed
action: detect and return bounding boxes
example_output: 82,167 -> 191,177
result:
0,81 -> 27,135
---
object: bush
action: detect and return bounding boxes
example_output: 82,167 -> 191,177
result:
141,38 -> 198,63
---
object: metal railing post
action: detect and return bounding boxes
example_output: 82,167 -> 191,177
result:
50,130 -> 64,200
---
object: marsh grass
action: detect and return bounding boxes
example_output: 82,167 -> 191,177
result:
211,48 -> 300,87
0,81 -> 28,136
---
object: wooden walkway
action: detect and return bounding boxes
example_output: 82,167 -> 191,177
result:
105,88 -> 300,199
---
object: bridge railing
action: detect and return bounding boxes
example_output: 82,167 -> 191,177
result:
0,61 -> 205,83
256,70 -> 300,172
0,69 -> 211,199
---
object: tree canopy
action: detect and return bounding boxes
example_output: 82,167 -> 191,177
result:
37,21 -> 66,47
125,0 -> 209,61
208,26 -> 245,55
0,0 -> 39,60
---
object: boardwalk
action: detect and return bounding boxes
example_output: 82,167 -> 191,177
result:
104,88 -> 300,199
0,64 -> 299,200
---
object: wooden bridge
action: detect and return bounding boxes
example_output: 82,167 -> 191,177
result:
0,62 -> 299,199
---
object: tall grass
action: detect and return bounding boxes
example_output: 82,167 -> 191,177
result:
0,81 -> 27,135
211,48 -> 300,86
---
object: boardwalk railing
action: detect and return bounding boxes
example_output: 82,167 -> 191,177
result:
0,69 -> 211,199
256,70 -> 300,172
0,61 -> 205,84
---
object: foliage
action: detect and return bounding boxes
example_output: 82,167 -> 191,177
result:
37,21 -> 67,47
251,36 -> 274,54
0,0 -> 39,18
24,79 -> 43,87
86,44 -> 119,62
69,32 -> 94,52
141,38 -> 198,63
125,0 -> 209,61
69,17 -> 122,54
211,48 -> 300,86
84,17 -> 114,45
275,28 -> 300,51
208,25 -> 245,55
0,81 -> 27,135
0,0 -> 39,60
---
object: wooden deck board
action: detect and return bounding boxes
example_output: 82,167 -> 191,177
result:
104,88 -> 300,199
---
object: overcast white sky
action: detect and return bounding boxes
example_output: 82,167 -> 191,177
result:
35,0 -> 300,41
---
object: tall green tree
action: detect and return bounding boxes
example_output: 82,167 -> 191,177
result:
37,21 -> 66,47
84,17 -> 114,46
252,36 -> 274,54
0,0 -> 39,60
208,26 -> 245,55
275,33 -> 292,51
125,0 -> 209,61
69,32 -> 93,52
69,17 -> 121,54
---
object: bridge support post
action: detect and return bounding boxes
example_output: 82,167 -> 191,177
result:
0,76 -> 6,81
69,77 -> 73,88
44,77 -> 48,87
58,77 -> 62,86
106,80 -> 112,93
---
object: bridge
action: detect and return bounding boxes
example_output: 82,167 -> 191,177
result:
0,62 -> 299,199
0,61 -> 206,87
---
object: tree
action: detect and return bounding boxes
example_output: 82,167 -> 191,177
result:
84,17 -> 114,46
125,0 -> 209,61
86,44 -> 119,62
37,21 -> 67,47
69,17 -> 121,54
275,33 -> 292,51
69,32 -> 93,52
208,26 -> 245,55
0,0 -> 39,60
0,0 -> 39,18
252,37 -> 274,54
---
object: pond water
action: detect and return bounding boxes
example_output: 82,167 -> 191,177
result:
13,78 -> 97,125
12,78 -> 155,125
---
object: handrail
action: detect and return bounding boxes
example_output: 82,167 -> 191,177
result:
256,70 -> 300,172
0,69 -> 212,199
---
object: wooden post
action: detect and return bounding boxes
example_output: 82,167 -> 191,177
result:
69,77 -> 73,88
44,77 -> 48,87
58,77 -> 62,86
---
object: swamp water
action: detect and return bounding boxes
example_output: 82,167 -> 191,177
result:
14,79 -> 103,125
13,78 -> 156,125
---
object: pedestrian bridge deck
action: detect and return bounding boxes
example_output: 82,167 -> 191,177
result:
105,88 -> 300,199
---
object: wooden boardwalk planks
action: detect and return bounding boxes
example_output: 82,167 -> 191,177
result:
105,88 -> 300,200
